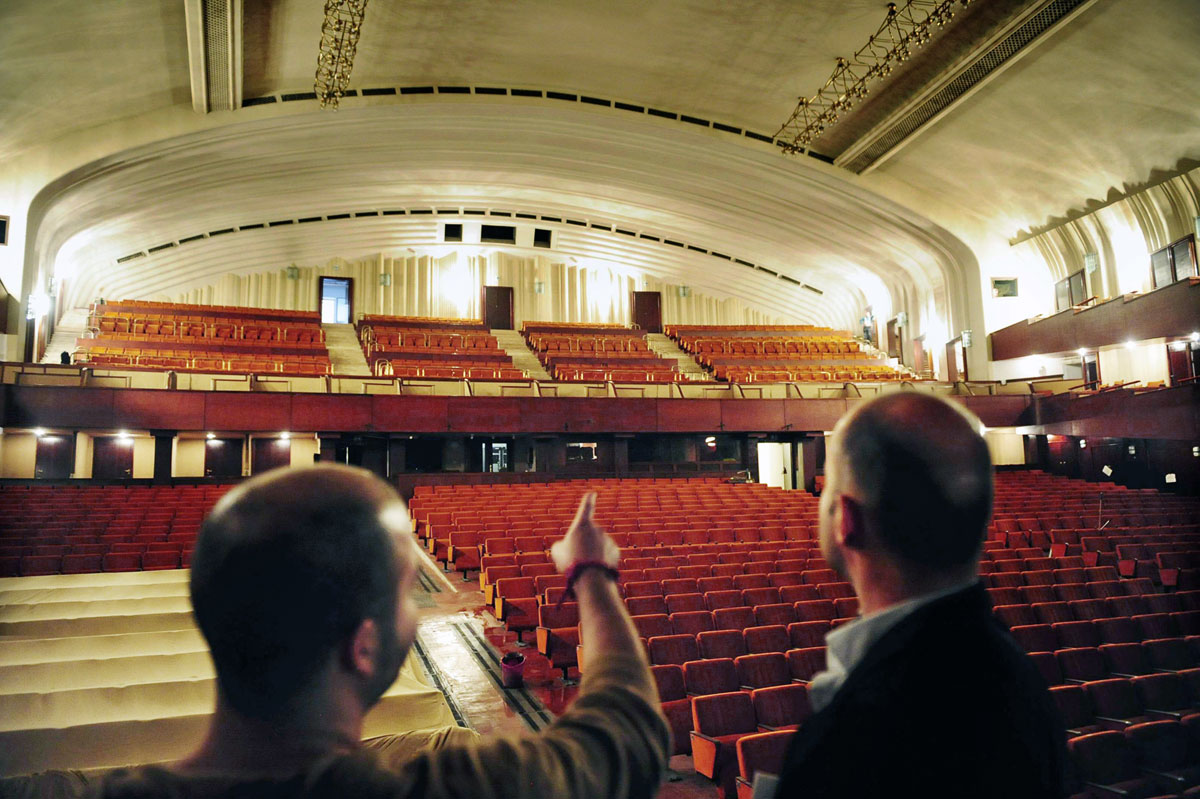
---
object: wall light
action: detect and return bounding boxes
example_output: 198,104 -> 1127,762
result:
34,428 -> 46,437
1124,340 -> 1137,350
1076,348 -> 1087,357
1192,332 -> 1199,342
206,432 -> 216,440
280,432 -> 291,441
1165,473 -> 1178,484
1101,465 -> 1113,477
1079,439 -> 1087,448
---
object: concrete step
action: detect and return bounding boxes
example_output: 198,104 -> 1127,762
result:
491,329 -> 552,380
322,323 -> 372,376
645,333 -> 708,379
42,308 -> 90,364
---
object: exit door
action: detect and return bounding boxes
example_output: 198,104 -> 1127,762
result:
482,286 -> 514,329
631,291 -> 663,334
320,277 -> 352,324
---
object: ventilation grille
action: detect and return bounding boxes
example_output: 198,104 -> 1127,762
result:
203,0 -> 233,111
115,208 -> 823,295
842,0 -> 1087,174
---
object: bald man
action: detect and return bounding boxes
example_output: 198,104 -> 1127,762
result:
774,393 -> 1065,798
96,465 -> 668,799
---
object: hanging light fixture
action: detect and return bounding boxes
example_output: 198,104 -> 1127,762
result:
314,0 -> 369,110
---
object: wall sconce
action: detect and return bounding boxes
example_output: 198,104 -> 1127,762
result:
286,266 -> 300,280
678,286 -> 691,298
533,280 -> 545,295
379,273 -> 392,287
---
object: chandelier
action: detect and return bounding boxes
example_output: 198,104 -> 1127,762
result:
315,0 -> 369,110
775,0 -> 970,153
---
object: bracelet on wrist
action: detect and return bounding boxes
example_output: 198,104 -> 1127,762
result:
556,560 -> 619,608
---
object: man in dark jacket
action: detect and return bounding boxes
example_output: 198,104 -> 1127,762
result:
774,392 -> 1065,798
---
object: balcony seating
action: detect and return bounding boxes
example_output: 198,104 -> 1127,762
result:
520,321 -> 684,382
81,301 -> 330,376
355,315 -> 526,380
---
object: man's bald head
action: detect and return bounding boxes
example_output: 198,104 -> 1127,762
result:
190,465 -> 414,719
829,392 -> 993,572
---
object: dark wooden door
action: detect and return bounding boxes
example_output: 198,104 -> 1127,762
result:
251,438 -> 292,474
887,319 -> 903,360
35,434 -> 74,479
93,437 -> 134,480
631,291 -> 663,334
912,336 -> 926,379
946,338 -> 965,382
482,286 -> 514,329
205,438 -> 243,478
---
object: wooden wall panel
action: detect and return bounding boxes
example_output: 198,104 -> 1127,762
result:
112,390 -> 205,430
6,387 -> 114,428
448,398 -> 522,432
720,400 -> 786,432
371,396 -> 450,433
783,399 -> 849,432
657,400 -> 722,432
292,395 -> 372,431
204,394 -> 292,432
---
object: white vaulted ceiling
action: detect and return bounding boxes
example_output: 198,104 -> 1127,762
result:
3,0 -> 1199,334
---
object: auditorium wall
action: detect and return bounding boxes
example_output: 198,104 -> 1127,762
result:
73,433 -> 93,479
1,433 -> 35,479
1005,166 -> 1200,323
132,437 -> 155,479
289,437 -> 319,467
984,429 -> 1025,466
173,439 -> 206,478
177,251 -> 787,328
1097,342 -> 1170,388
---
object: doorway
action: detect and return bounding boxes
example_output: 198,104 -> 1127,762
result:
251,437 -> 292,474
756,442 -> 794,490
886,318 -> 903,362
35,434 -> 74,479
631,291 -> 663,334
204,438 -> 243,478
946,337 -> 968,382
93,437 -> 134,480
319,277 -> 352,324
481,286 -> 514,329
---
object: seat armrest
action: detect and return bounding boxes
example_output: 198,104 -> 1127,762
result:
1145,708 -> 1186,721
1085,781 -> 1138,797
757,724 -> 780,732
1094,715 -> 1133,727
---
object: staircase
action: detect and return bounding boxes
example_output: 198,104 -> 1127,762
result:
492,329 -> 553,380
41,308 -> 90,364
322,323 -> 373,376
645,333 -> 708,380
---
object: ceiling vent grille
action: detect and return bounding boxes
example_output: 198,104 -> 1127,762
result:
842,0 -> 1088,174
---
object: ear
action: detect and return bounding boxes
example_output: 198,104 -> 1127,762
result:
345,617 -> 381,679
836,494 -> 868,551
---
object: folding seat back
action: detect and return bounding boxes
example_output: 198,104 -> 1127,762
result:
1056,647 -> 1107,683
994,604 -> 1037,628
631,613 -> 674,641
142,550 -> 180,571
794,599 -> 836,623
1019,585 -> 1058,605
706,589 -> 746,611
1099,642 -> 1153,677
623,580 -> 664,598
1010,624 -> 1058,654
1023,570 -> 1055,586
19,554 -> 62,576
714,606 -> 756,632
1142,637 -> 1194,672
1131,673 -> 1193,718
671,610 -> 715,637
1106,595 -> 1148,617
733,574 -> 771,591
1096,618 -> 1142,645
769,571 -> 804,588
648,634 -> 701,666
787,620 -> 830,650
683,658 -> 740,696
538,602 -> 580,629
1053,568 -> 1088,585
1083,678 -> 1147,726
1054,583 -> 1091,602
1133,613 -> 1180,640
754,603 -> 796,627
1067,731 -> 1157,793
751,683 -> 810,731
698,629 -> 749,660
1087,581 -> 1124,599
1053,620 -> 1100,649
662,578 -> 699,596
743,625 -> 790,654
666,593 -> 708,615
692,686 -> 758,732
833,597 -> 859,619
1033,601 -> 1074,625
1050,684 -> 1100,737
741,587 -> 780,607
698,576 -> 735,593
785,647 -> 826,682
816,582 -> 855,600
1069,598 -> 1111,621
736,730 -> 795,790
102,552 -> 141,572
736,652 -> 790,689
60,553 -> 103,574
1027,652 -> 1063,686
1124,719 -> 1194,776
626,596 -> 669,616
986,587 -> 1022,606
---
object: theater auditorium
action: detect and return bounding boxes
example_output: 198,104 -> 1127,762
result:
1,0 -> 1199,796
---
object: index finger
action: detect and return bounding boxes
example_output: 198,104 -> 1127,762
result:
570,491 -> 597,530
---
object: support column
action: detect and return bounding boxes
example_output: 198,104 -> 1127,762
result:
151,430 -> 175,483
613,436 -> 630,477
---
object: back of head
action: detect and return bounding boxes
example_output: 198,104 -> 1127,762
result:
837,392 -> 993,571
190,465 -> 401,718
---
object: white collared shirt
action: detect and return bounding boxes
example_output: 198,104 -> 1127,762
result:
807,578 -> 981,713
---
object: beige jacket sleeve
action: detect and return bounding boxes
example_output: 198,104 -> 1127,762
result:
391,652 -> 670,799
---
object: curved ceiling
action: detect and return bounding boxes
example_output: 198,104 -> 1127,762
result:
36,102 -> 968,330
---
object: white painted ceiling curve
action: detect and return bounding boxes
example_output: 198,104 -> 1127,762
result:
39,103 -> 964,330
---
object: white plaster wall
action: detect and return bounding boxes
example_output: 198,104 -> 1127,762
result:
174,439 -> 206,478
1,433 -> 37,479
73,432 -> 93,479
756,442 -> 792,490
985,430 -> 1026,467
290,437 -> 320,467
132,437 -> 155,479
1097,343 -> 1169,387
